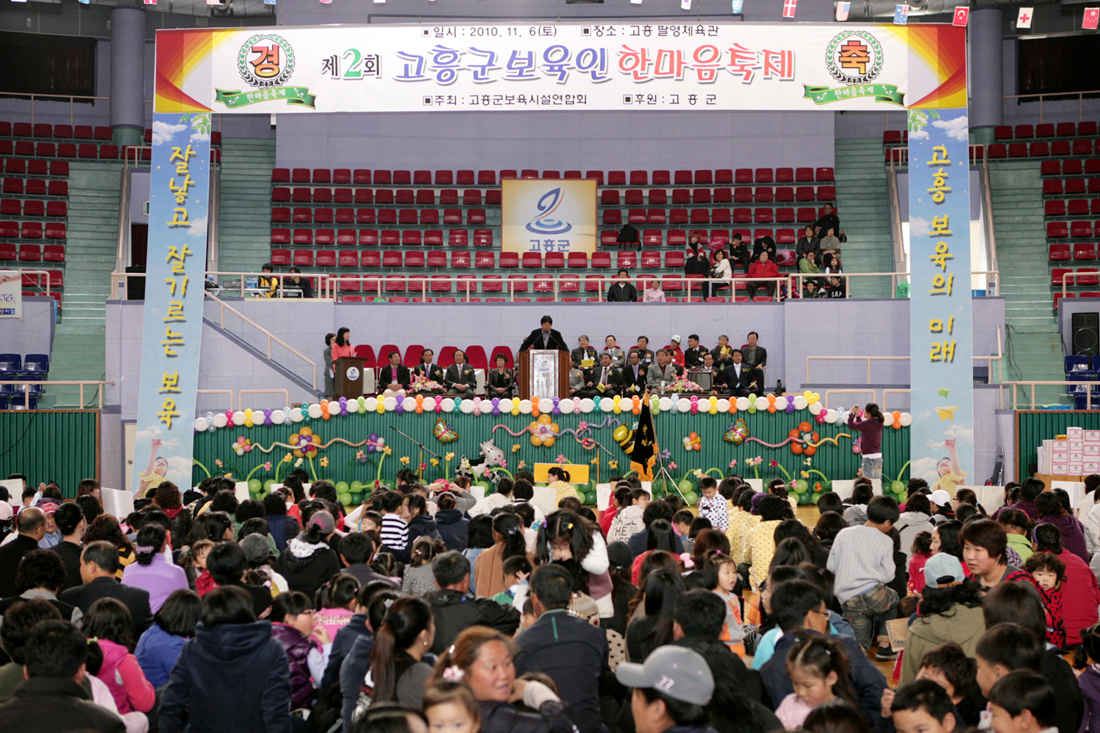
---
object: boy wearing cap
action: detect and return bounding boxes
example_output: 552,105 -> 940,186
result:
665,337 -> 686,368
898,553 -> 985,685
616,646 -> 715,733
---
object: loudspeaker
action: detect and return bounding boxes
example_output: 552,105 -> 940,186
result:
1073,312 -> 1100,356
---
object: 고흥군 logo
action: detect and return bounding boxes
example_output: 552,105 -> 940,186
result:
525,187 -> 573,235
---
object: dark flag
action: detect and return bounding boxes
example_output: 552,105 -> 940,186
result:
626,393 -> 658,481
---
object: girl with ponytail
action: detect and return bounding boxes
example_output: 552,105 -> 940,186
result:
848,402 -> 885,482
121,522 -> 188,614
546,466 -> 580,506
274,509 -> 342,600
474,510 -> 534,598
367,596 -> 435,707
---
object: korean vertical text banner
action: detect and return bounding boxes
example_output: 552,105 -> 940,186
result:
907,109 -> 973,494
501,179 -> 597,254
131,113 -> 212,496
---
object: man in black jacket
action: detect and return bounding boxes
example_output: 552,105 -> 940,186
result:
607,269 -> 638,302
0,620 -> 125,733
570,335 -> 600,368
444,350 -> 477,394
426,551 -> 519,655
813,202 -> 840,238
58,541 -> 153,639
717,349 -> 755,397
378,350 -> 410,394
584,352 -> 623,398
621,350 -> 648,397
0,507 -> 46,597
413,348 -> 446,384
683,335 -> 709,369
519,315 -> 569,353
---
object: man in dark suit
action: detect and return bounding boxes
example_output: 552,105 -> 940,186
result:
570,335 -> 599,368
413,348 -> 445,384
585,353 -> 623,398
606,269 -> 638,302
444,350 -> 477,394
0,507 -> 46,597
741,331 -> 767,390
683,334 -> 709,369
378,350 -> 410,393
717,349 -> 755,397
630,336 -> 655,369
59,541 -> 153,639
621,350 -> 648,397
710,334 -> 737,368
519,315 -> 568,353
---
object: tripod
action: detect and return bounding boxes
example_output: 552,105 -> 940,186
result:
390,426 -> 440,481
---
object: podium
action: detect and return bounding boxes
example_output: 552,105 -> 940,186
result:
518,350 -> 571,400
334,357 -> 367,399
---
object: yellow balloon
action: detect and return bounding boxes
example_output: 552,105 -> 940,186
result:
613,395 -> 621,405
377,400 -> 386,414
543,436 -> 556,447
614,404 -> 622,414
245,418 -> 254,428
709,405 -> 717,415
538,413 -> 552,425
511,407 -> 520,416
549,423 -> 560,433
531,434 -> 540,446
613,425 -> 629,442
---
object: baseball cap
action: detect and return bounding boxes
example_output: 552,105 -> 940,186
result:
0,501 -> 12,521
38,501 -> 59,515
607,541 -> 633,571
671,335 -> 681,343
308,510 -> 336,535
929,489 -> 952,508
615,646 -> 714,706
924,552 -> 966,589
239,533 -> 272,564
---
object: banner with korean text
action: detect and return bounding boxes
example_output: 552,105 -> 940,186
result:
131,113 -> 212,496
502,179 -> 597,255
907,109 -> 973,495
0,271 -> 21,319
154,23 -> 965,114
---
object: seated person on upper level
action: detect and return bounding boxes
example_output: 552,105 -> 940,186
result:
487,354 -> 514,398
729,233 -> 751,274
709,249 -> 733,298
742,331 -> 768,389
717,349 -> 755,397
823,275 -> 847,299
684,335 -> 709,369
642,278 -> 666,302
795,225 -> 820,260
802,279 -> 823,299
646,349 -> 682,391
746,251 -> 779,299
585,352 -> 622,398
607,269 -> 638,302
568,366 -> 587,398
710,335 -> 736,368
445,350 -> 477,394
257,263 -> 278,298
822,252 -> 842,274
819,227 -> 842,257
519,315 -> 569,353
695,351 -> 718,375
813,202 -> 840,239
799,251 -> 821,276
602,334 -> 625,367
664,336 -> 685,367
285,267 -> 313,298
378,350 -> 411,396
621,349 -> 648,396
571,335 -> 599,368
685,235 -> 711,278
413,348 -> 445,384
631,336 -> 655,369
751,236 -> 776,263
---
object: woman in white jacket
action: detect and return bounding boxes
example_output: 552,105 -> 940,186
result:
709,249 -> 732,299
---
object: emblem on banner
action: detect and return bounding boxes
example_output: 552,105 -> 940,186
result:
802,31 -> 903,107
525,188 -> 573,235
214,34 -> 317,109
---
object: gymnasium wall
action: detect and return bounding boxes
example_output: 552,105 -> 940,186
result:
0,297 -> 55,358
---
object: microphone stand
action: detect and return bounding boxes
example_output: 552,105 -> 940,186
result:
390,426 -> 440,482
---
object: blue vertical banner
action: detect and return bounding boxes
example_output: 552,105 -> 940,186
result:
131,113 -> 212,496
907,108 -> 973,495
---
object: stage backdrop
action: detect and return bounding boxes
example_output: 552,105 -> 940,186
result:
502,179 -> 597,255
154,23 -> 965,114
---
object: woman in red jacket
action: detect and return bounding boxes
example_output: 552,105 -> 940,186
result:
746,250 -> 780,300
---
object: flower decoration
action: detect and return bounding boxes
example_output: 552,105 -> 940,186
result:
460,457 -> 471,469
233,436 -> 252,456
555,454 -> 568,465
744,456 -> 763,467
319,457 -> 330,468
608,460 -> 619,470
528,414 -> 561,447
789,422 -> 820,457
518,460 -> 528,470
419,462 -> 427,472
692,469 -> 705,479
670,373 -> 703,392
294,457 -> 304,468
498,459 -> 507,469
215,458 -> 223,468
803,457 -> 813,466
801,470 -> 809,478
399,456 -> 411,466
729,459 -> 738,469
668,461 -> 678,470
410,374 -> 444,393
264,461 -> 272,471
382,446 -> 393,456
356,450 -> 368,464
659,448 -> 672,461
576,421 -> 590,433
580,437 -> 595,450
512,444 -> 522,453
430,458 -> 440,467
282,453 -> 292,464
590,457 -> 599,465
682,432 -> 701,451
769,459 -> 778,468
445,452 -> 455,462
289,427 -> 321,458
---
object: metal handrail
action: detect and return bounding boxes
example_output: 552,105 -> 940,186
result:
882,388 -> 912,412
886,156 -> 907,277
998,380 -> 1096,410
788,270 -> 1000,299
1003,90 -> 1100,123
0,92 -> 153,126
239,389 -> 290,408
204,292 -> 318,390
196,389 -> 235,413
978,146 -> 999,282
0,379 -> 114,409
6,269 -> 53,296
823,389 -> 878,409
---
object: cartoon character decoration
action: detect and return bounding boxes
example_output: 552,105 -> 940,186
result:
723,418 -> 749,445
789,421 -> 819,456
456,438 -> 507,485
432,416 -> 458,444
682,432 -> 701,451
528,414 -> 561,447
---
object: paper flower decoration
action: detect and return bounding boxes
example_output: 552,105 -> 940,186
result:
608,460 -> 619,470
382,446 -> 392,456
215,459 -> 223,468
555,454 -> 568,465
430,458 -> 439,467
668,461 -> 678,470
769,459 -> 779,468
263,461 -> 272,471
729,458 -> 738,469
517,460 -> 528,470
445,452 -> 455,462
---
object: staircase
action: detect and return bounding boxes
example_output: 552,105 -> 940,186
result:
833,138 -> 894,299
44,161 -> 123,407
987,160 -> 1066,406
218,138 -> 276,274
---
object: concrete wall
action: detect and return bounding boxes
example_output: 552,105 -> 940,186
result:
0,297 -> 54,358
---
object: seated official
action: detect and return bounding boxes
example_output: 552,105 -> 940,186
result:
571,336 -> 599,368
631,337 -> 655,369
445,350 -> 477,394
717,349 -> 755,397
683,335 -> 709,369
647,349 -> 681,391
378,350 -> 411,396
621,350 -> 648,396
568,366 -> 587,398
487,354 -> 514,398
285,267 -> 313,298
257,263 -> 277,298
413,348 -> 445,384
710,335 -> 736,368
585,353 -> 623,398
602,335 -> 626,367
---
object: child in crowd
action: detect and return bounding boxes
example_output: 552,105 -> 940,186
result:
491,555 -> 531,611
608,489 -> 649,544
697,477 -> 728,532
270,590 -> 331,710
188,538 -> 216,597
672,509 -> 694,539
776,634 -> 858,729
908,532 -> 933,595
889,680 -> 957,733
423,680 -> 480,733
1076,624 -> 1100,733
988,670 -> 1057,733
1023,552 -> 1067,648
703,551 -> 745,655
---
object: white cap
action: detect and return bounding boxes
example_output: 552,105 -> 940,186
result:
671,335 -> 681,343
929,489 -> 952,507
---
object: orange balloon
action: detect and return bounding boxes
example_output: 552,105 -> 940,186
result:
538,414 -> 552,425
768,394 -> 776,404
768,405 -> 776,413
689,432 -> 699,440
893,410 -> 901,420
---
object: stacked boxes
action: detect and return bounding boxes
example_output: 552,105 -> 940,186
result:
1043,427 -> 1100,476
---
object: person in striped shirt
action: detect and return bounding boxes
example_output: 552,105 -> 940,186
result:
378,491 -> 410,562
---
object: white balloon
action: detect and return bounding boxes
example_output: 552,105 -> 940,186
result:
538,398 -> 555,414
271,410 -> 286,425
382,397 -> 398,411
808,402 -> 823,415
793,395 -> 809,410
774,396 -> 789,411
307,403 -> 322,419
498,398 -> 513,413
559,398 -> 575,413
677,398 -> 692,413
193,417 -> 209,432
659,397 -> 674,411
824,409 -> 839,424
212,413 -> 228,428
363,397 -> 379,412
579,398 -> 595,413
290,408 -> 304,423
716,399 -> 730,412
232,410 -> 246,425
735,397 -> 751,411
883,411 -> 895,426
599,398 -> 614,412
328,401 -> 341,416
459,400 -> 475,414
899,412 -> 914,427
402,397 -> 418,412
519,400 -> 532,414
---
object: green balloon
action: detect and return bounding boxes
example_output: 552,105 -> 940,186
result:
350,481 -> 364,492
678,479 -> 694,496
335,481 -> 350,494
351,491 -> 363,504
890,480 -> 905,495
684,491 -> 699,507
476,480 -> 492,496
798,491 -> 813,505
811,492 -> 821,505
748,405 -> 757,414
248,478 -> 262,494
795,479 -> 809,494
263,479 -> 276,492
338,492 -> 353,505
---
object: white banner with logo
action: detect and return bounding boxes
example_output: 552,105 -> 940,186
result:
501,179 -> 597,255
0,271 -> 21,319
156,23 -> 965,114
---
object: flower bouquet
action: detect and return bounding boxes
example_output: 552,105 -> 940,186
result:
410,373 -> 444,394
670,373 -> 703,393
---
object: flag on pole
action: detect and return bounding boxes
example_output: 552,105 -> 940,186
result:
836,2 -> 850,21
782,0 -> 797,18
893,4 -> 909,25
624,395 -> 657,482
1084,8 -> 1099,29
681,0 -> 692,9
731,0 -> 744,14
953,7 -> 970,26
143,0 -> 156,5
1017,7 -> 1033,28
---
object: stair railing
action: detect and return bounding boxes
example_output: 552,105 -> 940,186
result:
886,155 -> 907,290
978,146 -> 999,293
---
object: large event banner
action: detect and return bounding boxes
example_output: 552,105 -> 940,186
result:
502,179 -> 597,254
0,271 -> 21,319
155,23 -> 965,114
907,109 -> 973,494
131,113 -> 212,496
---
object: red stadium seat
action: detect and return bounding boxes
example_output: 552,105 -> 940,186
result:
1075,243 -> 1097,260
316,249 -> 336,267
1049,222 -> 1070,238
1046,201 -> 1067,217
1050,243 -> 1073,261
292,249 -> 313,267
591,252 -> 612,268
